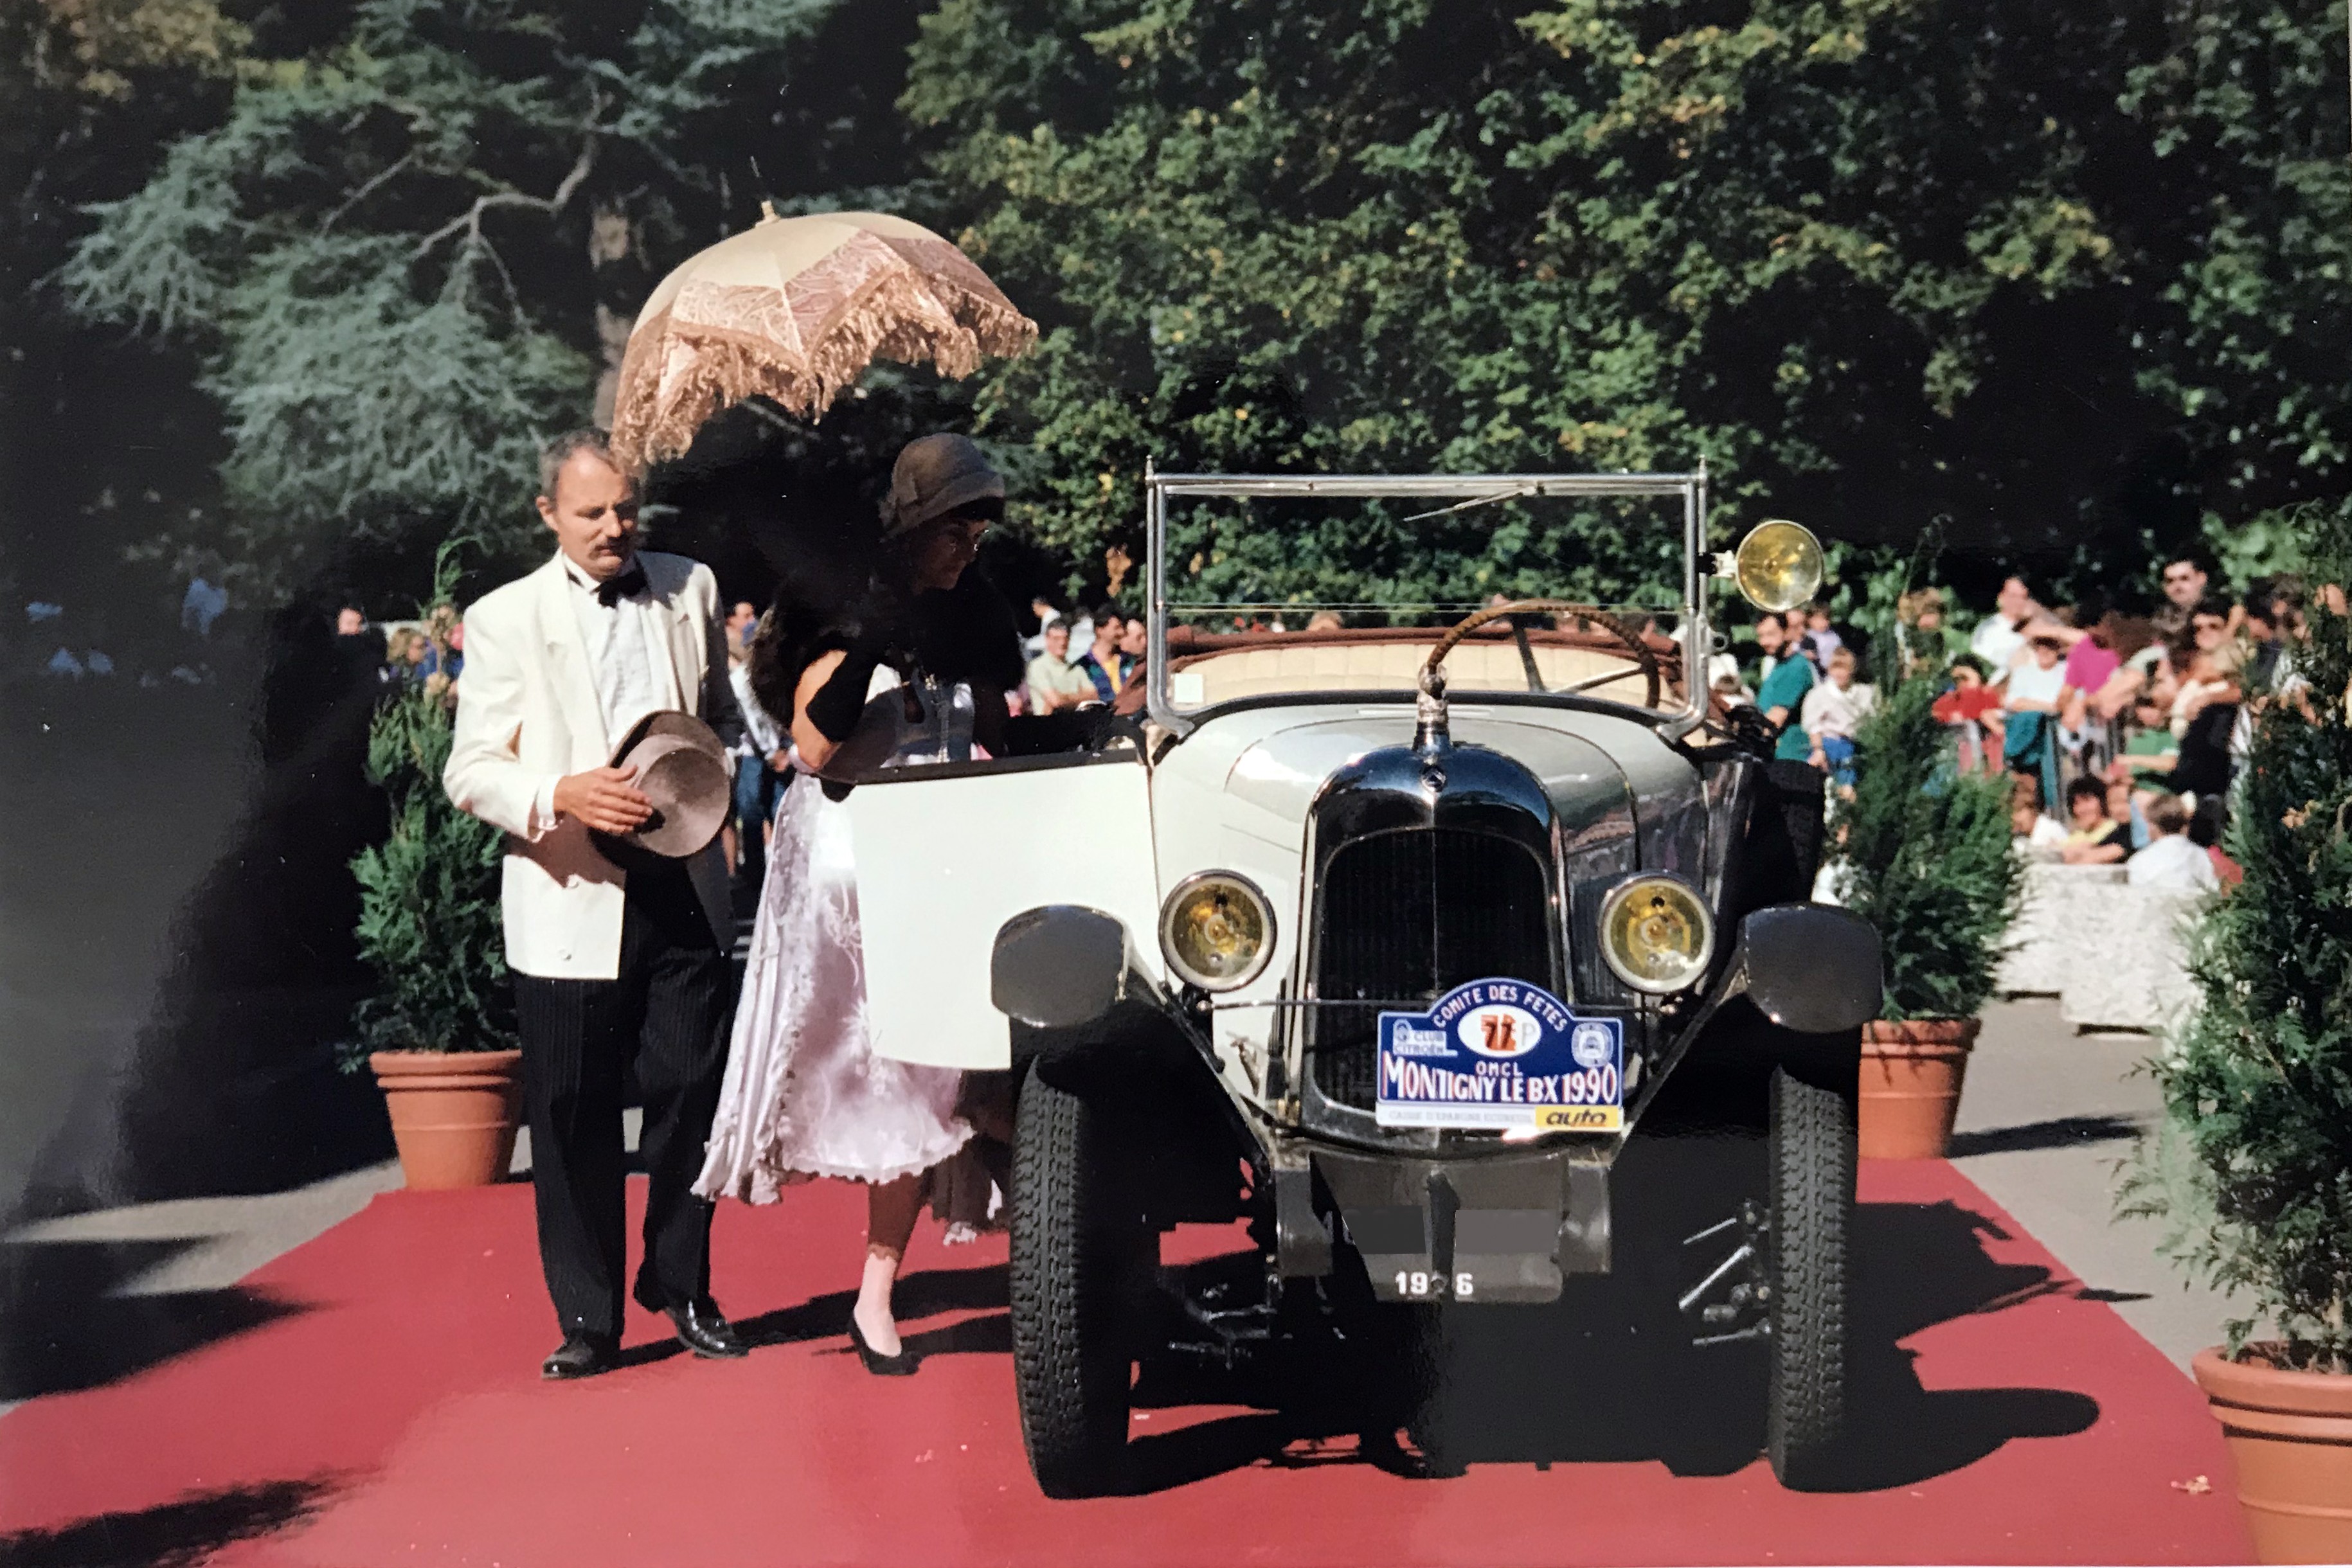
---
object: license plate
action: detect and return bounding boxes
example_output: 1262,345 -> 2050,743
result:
1375,979 -> 1623,1132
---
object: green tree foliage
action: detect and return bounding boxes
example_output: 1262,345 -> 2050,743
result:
905,0 -> 1697,609
48,0 -> 2351,610
19,0 -> 248,101
2123,0 -> 2352,569
1829,674 -> 2022,1021
345,539 -> 513,1064
59,0 -> 865,592
908,0 -> 2349,605
2124,512 -> 2352,1373
1,0 -> 255,632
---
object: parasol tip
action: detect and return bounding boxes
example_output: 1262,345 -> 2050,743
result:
759,199 -> 778,224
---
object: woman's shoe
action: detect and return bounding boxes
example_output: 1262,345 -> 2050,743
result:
846,1312 -> 918,1376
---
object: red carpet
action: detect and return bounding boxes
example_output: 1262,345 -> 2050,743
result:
0,1162 -> 2249,1566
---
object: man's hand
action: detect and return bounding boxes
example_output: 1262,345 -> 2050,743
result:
767,749 -> 791,775
553,766 -> 652,835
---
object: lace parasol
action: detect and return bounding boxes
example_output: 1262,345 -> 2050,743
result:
607,206 -> 1036,473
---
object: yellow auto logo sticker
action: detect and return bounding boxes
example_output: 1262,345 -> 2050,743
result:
1536,1105 -> 1623,1132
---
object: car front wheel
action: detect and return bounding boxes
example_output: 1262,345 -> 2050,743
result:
1010,1061 -> 1145,1498
1764,1064 -> 1855,1489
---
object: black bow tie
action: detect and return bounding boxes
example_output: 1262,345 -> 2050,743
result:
595,562 -> 649,607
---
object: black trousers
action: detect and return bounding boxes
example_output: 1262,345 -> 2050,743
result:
512,863 -> 733,1341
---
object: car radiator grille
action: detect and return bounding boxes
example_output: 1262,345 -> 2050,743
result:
1307,828 -> 1554,1112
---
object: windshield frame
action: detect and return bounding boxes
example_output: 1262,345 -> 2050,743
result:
1142,468 -> 1712,741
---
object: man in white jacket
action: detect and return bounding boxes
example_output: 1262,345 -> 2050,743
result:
444,429 -> 747,1380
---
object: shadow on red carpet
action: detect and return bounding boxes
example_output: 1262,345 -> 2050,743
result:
0,1161 -> 2249,1567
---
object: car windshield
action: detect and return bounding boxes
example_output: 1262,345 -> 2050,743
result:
1144,473 -> 1709,727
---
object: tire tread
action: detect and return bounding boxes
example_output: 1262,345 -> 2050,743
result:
1766,1065 -> 1853,1489
1010,1065 -> 1130,1497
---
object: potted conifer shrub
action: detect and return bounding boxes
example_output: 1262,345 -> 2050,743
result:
1828,654 -> 2023,1159
2122,515 -> 2352,1563
341,542 -> 522,1189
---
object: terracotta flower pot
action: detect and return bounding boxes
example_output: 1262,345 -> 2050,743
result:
370,1049 -> 525,1190
1857,1017 -> 1980,1160
2193,1346 -> 2352,1564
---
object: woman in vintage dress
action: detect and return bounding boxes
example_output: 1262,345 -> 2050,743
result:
694,434 -> 1022,1373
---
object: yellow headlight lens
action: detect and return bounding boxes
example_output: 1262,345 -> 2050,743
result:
1159,873 -> 1275,991
1734,520 -> 1826,614
1599,876 -> 1715,994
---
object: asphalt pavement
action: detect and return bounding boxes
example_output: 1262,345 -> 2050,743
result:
1948,998 -> 2242,1371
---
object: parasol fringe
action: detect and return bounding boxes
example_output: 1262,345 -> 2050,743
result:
609,264 -> 1037,474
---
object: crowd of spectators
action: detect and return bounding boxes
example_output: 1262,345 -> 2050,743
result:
1021,599 -> 1144,710
1716,548 -> 2331,896
336,601 -> 466,697
336,545 -> 2318,909
323,589 -> 1169,885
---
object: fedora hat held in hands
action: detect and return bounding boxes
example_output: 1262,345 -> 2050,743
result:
591,711 -> 730,862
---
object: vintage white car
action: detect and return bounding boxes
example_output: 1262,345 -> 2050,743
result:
846,470 -> 1880,1495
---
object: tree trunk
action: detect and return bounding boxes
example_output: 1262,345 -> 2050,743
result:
589,202 -> 636,429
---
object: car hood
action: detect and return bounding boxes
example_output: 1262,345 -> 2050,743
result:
1160,704 -> 1692,833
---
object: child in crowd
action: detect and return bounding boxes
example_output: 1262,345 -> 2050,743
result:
2011,774 -> 2068,853
2001,632 -> 2070,808
2121,694 -> 2178,778
2127,794 -> 2220,891
1932,655 -> 2006,771
2056,603 -> 2124,778
2057,776 -> 2127,865
1802,605 -> 1843,664
2103,769 -> 2150,851
1801,646 -> 1874,788
2167,643 -> 2236,740
2186,795 -> 2245,887
2002,632 -> 2069,715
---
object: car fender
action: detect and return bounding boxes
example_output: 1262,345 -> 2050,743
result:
992,904 -> 1137,1030
1632,902 -> 1879,1119
996,956 -> 1264,1231
1718,903 -> 1883,1034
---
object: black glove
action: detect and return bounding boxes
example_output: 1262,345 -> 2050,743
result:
803,621 -> 897,743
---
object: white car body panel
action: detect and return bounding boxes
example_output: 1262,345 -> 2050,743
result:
847,691 -> 1701,1088
850,761 -> 1161,1068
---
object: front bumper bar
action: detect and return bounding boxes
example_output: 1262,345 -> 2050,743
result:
1286,1145 -> 1610,1304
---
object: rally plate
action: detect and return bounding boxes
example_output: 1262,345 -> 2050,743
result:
1375,979 -> 1623,1132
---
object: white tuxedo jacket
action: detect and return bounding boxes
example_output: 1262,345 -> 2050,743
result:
444,551 -> 741,979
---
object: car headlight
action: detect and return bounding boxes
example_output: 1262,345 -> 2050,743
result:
1598,875 -> 1715,994
1159,871 -> 1275,991
1733,519 -> 1825,614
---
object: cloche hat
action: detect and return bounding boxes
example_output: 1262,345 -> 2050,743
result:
884,433 -> 1005,539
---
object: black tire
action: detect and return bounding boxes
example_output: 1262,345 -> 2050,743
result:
1764,1064 -> 1854,1489
1010,1062 -> 1141,1498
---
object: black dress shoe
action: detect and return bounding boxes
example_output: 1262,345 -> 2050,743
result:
541,1333 -> 619,1381
662,1297 -> 750,1360
846,1314 -> 917,1376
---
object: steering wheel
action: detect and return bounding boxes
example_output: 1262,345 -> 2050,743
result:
1422,599 -> 1665,711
